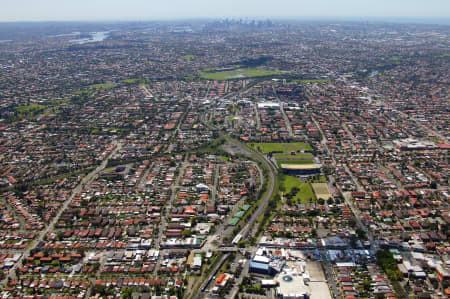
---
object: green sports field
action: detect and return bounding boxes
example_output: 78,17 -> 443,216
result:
198,67 -> 284,80
248,142 -> 313,153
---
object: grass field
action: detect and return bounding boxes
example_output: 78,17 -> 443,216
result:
183,55 -> 197,62
12,103 -> 59,121
91,83 -> 114,89
249,142 -> 313,153
296,182 -> 315,203
283,175 -> 302,193
275,153 -> 314,159
276,160 -> 316,168
311,183 -> 332,200
198,67 -> 284,80
14,104 -> 46,114
73,90 -> 90,95
274,152 -> 314,160
282,175 -> 315,204
219,156 -> 229,162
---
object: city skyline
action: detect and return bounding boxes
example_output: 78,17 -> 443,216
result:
1,0 -> 450,22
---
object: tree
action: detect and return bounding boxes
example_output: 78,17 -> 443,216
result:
92,285 -> 108,296
51,260 -> 60,267
121,287 -> 133,299
56,231 -> 64,241
356,228 -> 367,240
363,279 -> 372,291
376,250 -> 402,281
182,229 -> 192,238
348,219 -> 356,227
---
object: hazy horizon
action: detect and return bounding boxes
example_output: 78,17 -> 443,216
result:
2,0 -> 450,23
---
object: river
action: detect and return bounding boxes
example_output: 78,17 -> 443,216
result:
70,31 -> 110,44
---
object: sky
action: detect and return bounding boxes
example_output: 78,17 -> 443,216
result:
1,0 -> 449,22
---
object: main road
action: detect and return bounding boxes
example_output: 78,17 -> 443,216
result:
272,84 -> 293,137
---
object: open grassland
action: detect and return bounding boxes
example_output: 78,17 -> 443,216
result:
183,55 -> 197,61
12,103 -> 60,121
248,142 -> 313,153
14,104 -> 46,115
91,83 -> 114,89
283,175 -> 303,193
282,175 -> 316,204
198,67 -> 284,80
